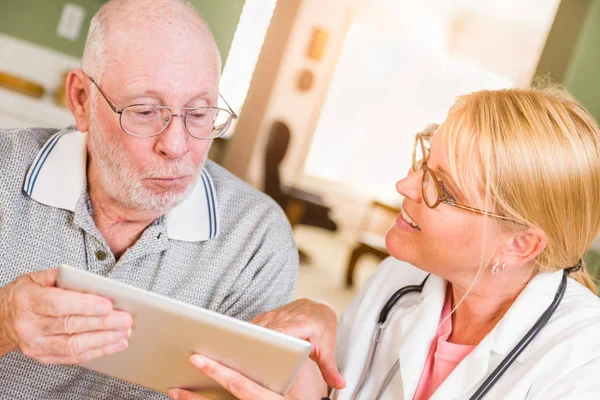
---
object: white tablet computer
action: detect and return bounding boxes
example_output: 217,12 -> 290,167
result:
56,265 -> 311,397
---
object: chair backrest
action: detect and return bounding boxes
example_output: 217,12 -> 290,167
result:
357,200 -> 401,237
264,120 -> 291,202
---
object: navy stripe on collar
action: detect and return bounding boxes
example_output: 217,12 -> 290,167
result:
24,131 -> 66,196
201,169 -> 218,239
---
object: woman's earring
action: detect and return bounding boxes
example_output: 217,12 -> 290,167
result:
492,261 -> 505,275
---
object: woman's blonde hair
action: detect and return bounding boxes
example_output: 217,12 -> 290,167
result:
441,86 -> 600,294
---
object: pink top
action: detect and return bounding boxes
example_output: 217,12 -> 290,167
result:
413,285 -> 475,400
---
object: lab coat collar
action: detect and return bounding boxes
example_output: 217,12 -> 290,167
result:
23,128 -> 219,242
484,269 -> 563,358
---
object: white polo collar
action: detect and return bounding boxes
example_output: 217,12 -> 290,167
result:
23,128 -> 218,242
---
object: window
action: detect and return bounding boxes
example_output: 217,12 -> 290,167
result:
219,0 -> 277,137
303,0 -> 558,203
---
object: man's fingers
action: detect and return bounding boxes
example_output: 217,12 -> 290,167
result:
41,311 -> 133,335
313,354 -> 345,390
312,332 -> 345,389
73,338 -> 129,362
253,312 -> 345,388
189,355 -> 282,400
36,339 -> 129,364
31,287 -> 113,317
256,319 -> 318,341
27,269 -> 58,287
43,329 -> 131,357
261,320 -> 345,388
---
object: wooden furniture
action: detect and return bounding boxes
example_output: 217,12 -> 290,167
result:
0,71 -> 45,98
263,120 -> 338,262
345,200 -> 400,287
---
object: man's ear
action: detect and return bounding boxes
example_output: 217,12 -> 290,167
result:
66,68 -> 92,133
499,226 -> 548,269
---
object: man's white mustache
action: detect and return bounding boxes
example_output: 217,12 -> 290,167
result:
139,164 -> 199,179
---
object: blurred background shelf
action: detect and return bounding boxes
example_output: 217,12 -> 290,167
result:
0,87 -> 74,128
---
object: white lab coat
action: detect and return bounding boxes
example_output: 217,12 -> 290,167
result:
334,258 -> 600,399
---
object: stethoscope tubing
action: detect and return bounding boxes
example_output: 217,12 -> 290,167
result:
346,276 -> 430,400
468,271 -> 567,399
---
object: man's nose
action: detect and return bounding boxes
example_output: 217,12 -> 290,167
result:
154,115 -> 191,160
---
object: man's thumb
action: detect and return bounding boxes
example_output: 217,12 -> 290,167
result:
312,347 -> 346,389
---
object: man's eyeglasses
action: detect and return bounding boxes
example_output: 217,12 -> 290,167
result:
87,75 -> 237,140
412,133 -> 513,221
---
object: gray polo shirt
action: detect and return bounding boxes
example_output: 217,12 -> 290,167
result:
0,127 -> 298,399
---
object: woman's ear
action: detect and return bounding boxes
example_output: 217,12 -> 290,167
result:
499,226 -> 548,269
65,68 -> 92,133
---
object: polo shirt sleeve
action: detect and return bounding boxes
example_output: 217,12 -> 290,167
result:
216,201 -> 299,321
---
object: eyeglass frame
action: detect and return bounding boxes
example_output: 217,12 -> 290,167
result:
412,133 -> 514,221
87,75 -> 238,140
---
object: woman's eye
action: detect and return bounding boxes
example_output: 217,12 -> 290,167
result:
439,181 -> 456,201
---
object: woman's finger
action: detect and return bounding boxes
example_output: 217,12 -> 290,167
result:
189,355 -> 283,400
167,389 -> 210,400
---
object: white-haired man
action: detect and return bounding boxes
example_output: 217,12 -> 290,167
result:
0,1 -> 298,398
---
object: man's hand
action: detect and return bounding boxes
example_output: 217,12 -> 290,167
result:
168,299 -> 343,400
0,268 -> 132,363
252,299 -> 345,390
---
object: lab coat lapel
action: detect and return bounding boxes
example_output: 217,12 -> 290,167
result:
429,335 -> 494,400
430,270 -> 563,399
396,274 -> 447,400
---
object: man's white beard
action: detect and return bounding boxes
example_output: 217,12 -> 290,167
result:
88,114 -> 203,213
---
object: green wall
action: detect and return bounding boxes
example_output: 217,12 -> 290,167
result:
563,0 -> 600,121
535,0 -> 590,83
0,0 -> 103,58
0,0 -> 244,66
189,0 -> 245,67
537,0 -> 600,121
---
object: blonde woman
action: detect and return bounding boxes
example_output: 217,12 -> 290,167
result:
169,88 -> 600,400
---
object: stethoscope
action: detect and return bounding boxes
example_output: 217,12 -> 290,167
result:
325,270 -> 569,400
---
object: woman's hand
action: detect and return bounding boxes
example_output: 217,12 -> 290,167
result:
167,355 -> 308,400
252,299 -> 345,389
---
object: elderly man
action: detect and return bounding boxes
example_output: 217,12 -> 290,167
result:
0,0 -> 298,398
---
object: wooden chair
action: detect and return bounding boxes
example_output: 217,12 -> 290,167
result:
345,200 -> 400,288
263,120 -> 338,261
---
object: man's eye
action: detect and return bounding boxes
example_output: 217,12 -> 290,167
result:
187,110 -> 212,125
189,112 -> 207,119
133,108 -> 158,117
